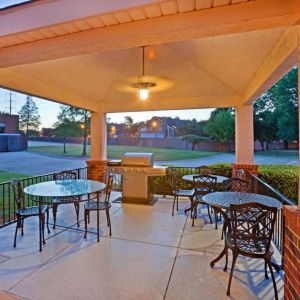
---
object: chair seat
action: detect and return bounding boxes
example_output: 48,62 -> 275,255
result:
84,201 -> 111,211
53,197 -> 80,204
174,189 -> 194,197
16,205 -> 48,217
226,232 -> 273,257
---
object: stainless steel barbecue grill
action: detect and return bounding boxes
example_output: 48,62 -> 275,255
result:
108,152 -> 166,204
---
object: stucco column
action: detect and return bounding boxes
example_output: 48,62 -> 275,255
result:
86,112 -> 108,183
232,104 -> 258,178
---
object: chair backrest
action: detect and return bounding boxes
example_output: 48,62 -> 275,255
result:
223,177 -> 251,193
11,179 -> 25,210
169,168 -> 179,192
54,170 -> 77,181
195,165 -> 212,175
105,174 -> 114,203
193,174 -> 216,195
229,202 -> 277,253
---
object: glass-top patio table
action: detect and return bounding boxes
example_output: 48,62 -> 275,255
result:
202,191 -> 282,270
24,180 -> 106,251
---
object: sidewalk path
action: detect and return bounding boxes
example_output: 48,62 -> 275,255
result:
156,153 -> 298,167
0,151 -> 86,176
0,151 -> 297,177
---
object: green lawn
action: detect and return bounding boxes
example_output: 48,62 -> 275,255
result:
28,144 -> 219,161
0,170 -> 30,184
255,150 -> 298,158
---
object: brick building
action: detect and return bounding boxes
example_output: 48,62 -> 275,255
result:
0,114 -> 19,133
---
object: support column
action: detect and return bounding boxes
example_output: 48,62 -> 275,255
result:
232,104 -> 258,178
86,111 -> 108,183
282,32 -> 300,300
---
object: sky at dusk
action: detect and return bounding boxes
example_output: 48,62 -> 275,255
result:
0,88 -> 214,128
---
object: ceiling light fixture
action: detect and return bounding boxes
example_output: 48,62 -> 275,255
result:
131,46 -> 156,100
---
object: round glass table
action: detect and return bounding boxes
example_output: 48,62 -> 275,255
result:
24,180 -> 106,199
182,174 -> 228,184
202,191 -> 282,269
24,180 -> 106,251
202,192 -> 282,210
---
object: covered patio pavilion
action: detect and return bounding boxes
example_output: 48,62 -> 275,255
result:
0,0 -> 299,299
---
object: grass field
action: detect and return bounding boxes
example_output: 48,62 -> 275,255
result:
0,170 -> 30,184
28,144 -> 219,161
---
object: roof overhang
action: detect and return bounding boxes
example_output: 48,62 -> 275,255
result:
0,0 -> 299,113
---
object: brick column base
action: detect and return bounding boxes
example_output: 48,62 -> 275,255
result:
232,163 -> 258,179
283,206 -> 300,299
86,160 -> 108,183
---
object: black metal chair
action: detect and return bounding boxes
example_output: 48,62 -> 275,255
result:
192,174 -> 217,226
11,179 -> 50,248
195,165 -> 212,175
221,177 -> 252,239
224,203 -> 278,300
52,170 -> 80,229
84,174 -> 114,239
170,169 -> 195,217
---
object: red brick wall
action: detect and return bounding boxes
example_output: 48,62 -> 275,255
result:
232,163 -> 258,179
86,160 -> 108,184
283,206 -> 300,300
0,114 -> 19,133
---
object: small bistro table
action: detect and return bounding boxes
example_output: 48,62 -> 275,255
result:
24,179 -> 106,251
202,191 -> 282,269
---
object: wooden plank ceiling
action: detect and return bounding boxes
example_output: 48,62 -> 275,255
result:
0,0 -> 253,49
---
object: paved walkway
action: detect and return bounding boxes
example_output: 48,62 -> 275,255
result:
0,151 -> 86,175
0,151 -> 297,176
157,153 -> 298,166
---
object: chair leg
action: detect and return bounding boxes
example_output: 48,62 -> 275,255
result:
74,202 -> 80,227
207,204 -> 212,224
266,257 -> 279,300
46,208 -> 50,234
42,215 -> 46,245
21,218 -> 24,235
52,204 -> 58,229
264,259 -> 269,279
214,210 -> 218,230
13,217 -> 21,248
84,210 -> 88,239
172,195 -> 176,216
226,251 -> 238,296
106,209 -> 112,236
221,222 -> 227,240
223,244 -> 228,272
192,203 -> 197,227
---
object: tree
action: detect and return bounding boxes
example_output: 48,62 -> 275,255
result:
60,106 -> 90,156
18,96 -> 41,134
204,109 -> 235,142
53,106 -> 80,153
254,95 -> 277,149
124,116 -> 140,136
254,67 -> 298,149
182,134 -> 210,150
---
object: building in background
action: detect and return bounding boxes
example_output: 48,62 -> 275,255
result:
138,117 -> 176,139
0,114 -> 19,133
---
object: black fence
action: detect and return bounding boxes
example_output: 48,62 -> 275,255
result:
0,165 -> 295,264
248,172 -> 294,264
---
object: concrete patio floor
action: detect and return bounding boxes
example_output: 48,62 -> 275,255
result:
0,193 -> 284,300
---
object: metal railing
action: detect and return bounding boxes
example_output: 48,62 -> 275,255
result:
0,167 -> 87,228
248,172 -> 295,265
1,164 -> 294,265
